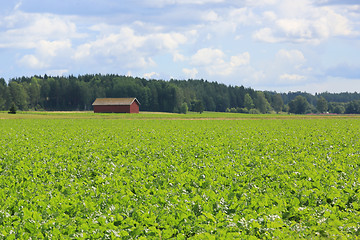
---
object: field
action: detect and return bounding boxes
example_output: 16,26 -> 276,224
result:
0,112 -> 360,239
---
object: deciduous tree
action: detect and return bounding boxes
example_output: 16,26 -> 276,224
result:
288,95 -> 309,114
316,96 -> 328,113
272,94 -> 284,113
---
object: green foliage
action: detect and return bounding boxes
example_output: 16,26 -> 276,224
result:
289,95 -> 309,114
249,108 -> 261,114
8,103 -> 16,114
254,91 -> 272,113
8,81 -> 28,110
1,75 -> 360,114
244,93 -> 254,110
180,102 -> 188,114
0,116 -> 360,238
345,100 -> 360,114
226,107 -> 249,113
329,102 -> 345,114
317,96 -> 328,113
272,94 -> 284,113
193,100 -> 204,114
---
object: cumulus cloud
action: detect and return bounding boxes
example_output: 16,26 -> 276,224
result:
253,28 -> 279,43
19,55 -> 48,69
191,48 -> 225,66
17,39 -> 73,70
276,49 -> 306,66
253,1 -> 357,44
228,8 -> 259,26
46,69 -> 69,76
262,11 -> 277,21
202,11 -> 219,22
0,11 -> 80,49
73,25 -> 187,69
173,52 -> 186,62
183,68 -> 198,79
142,0 -> 225,7
37,40 -> 72,57
198,7 -> 259,40
0,10 -> 82,72
279,73 -> 306,83
230,53 -> 250,66
143,72 -> 160,79
190,48 -> 250,76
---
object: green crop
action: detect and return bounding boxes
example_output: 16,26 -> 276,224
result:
0,116 -> 359,239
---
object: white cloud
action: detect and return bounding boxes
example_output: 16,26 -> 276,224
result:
0,11 -> 81,49
191,48 -> 225,66
143,0 -> 224,7
19,55 -> 48,69
173,52 -> 186,62
252,1 -> 357,44
253,28 -> 279,43
183,68 -> 198,79
229,8 -> 259,26
148,32 -> 187,51
276,19 -> 312,39
276,49 -> 305,64
231,52 -> 250,66
198,7 -> 259,39
190,48 -> 250,76
202,11 -> 219,22
263,11 -> 277,21
143,72 -> 160,79
37,40 -> 72,57
244,0 -> 279,7
73,25 -> 187,69
17,40 -> 73,70
46,69 -> 69,76
279,73 -> 306,83
14,1 -> 22,11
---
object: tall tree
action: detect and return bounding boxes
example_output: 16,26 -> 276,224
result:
316,96 -> 328,113
179,102 -> 188,114
0,78 -> 8,110
193,100 -> 204,113
28,77 -> 41,109
288,95 -> 309,114
272,94 -> 284,113
8,81 -> 28,110
254,91 -> 271,113
244,93 -> 254,110
345,100 -> 360,114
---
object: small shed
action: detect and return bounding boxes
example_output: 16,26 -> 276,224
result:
92,98 -> 140,113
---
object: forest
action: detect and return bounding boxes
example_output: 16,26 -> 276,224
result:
1,74 -> 360,114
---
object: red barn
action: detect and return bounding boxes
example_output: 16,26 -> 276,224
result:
92,98 -> 140,113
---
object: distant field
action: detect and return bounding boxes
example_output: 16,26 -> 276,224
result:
0,112 -> 359,238
0,110 -> 356,120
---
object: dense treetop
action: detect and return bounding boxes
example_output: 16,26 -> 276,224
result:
0,74 -> 359,114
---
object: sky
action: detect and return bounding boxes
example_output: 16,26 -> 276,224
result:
0,0 -> 359,93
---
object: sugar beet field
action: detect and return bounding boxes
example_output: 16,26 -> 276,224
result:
0,112 -> 360,239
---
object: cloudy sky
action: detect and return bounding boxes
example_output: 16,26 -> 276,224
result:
0,0 -> 359,93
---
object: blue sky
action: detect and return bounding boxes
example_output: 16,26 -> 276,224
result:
0,0 -> 359,93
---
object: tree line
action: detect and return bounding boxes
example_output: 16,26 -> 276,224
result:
1,74 -> 360,114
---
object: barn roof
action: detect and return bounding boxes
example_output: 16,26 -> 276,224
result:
92,98 -> 140,106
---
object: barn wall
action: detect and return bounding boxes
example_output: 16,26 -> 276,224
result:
130,102 -> 140,113
94,105 -> 131,113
